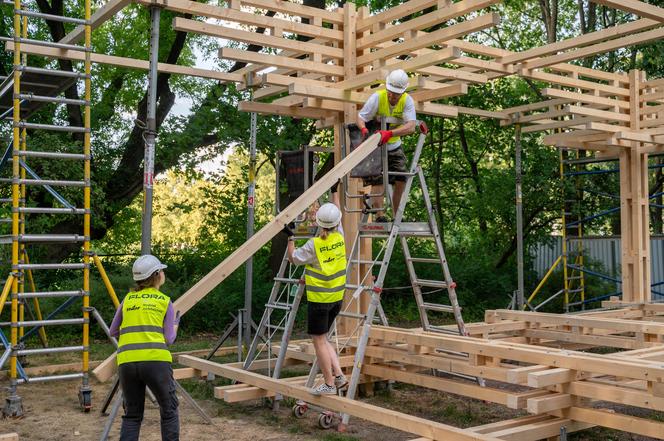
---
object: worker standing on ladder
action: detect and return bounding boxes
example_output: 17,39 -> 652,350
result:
357,69 -> 417,222
109,255 -> 180,441
284,182 -> 348,395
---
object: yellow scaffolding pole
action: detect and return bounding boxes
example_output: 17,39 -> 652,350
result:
0,275 -> 16,317
525,255 -> 562,309
80,0 -> 92,403
9,0 -> 22,402
93,254 -> 120,308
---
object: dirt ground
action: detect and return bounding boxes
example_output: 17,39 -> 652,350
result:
0,367 -> 658,441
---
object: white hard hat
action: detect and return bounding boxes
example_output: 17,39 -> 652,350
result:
132,254 -> 167,281
316,203 -> 342,229
386,69 -> 409,94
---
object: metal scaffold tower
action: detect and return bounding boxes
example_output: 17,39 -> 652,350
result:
0,0 -> 92,415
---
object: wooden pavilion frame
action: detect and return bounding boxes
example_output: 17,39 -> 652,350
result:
6,0 -> 664,438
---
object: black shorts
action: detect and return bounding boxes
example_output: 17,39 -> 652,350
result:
307,300 -> 342,335
363,147 -> 409,186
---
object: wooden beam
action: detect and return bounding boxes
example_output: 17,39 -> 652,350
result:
562,406 -> 664,439
542,88 -> 630,109
93,133 -> 382,382
173,18 -> 343,59
410,83 -> 468,101
59,0 -> 131,44
526,394 -> 573,414
528,368 -> 577,388
357,0 -> 437,32
238,0 -> 344,25
238,101 -> 339,119
499,18 -> 661,65
590,0 -> 664,22
356,0 -> 501,50
136,0 -> 343,41
565,104 -> 631,123
218,47 -> 344,76
179,355 -> 504,441
522,69 -> 630,96
523,27 -> 664,70
357,13 -> 500,66
6,42 -> 243,83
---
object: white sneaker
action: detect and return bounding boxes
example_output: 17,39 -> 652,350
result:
311,383 -> 337,396
334,374 -> 348,389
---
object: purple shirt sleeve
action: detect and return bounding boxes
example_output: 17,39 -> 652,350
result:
163,301 -> 178,345
109,302 -> 123,339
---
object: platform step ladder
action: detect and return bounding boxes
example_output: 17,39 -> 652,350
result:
0,0 -> 93,416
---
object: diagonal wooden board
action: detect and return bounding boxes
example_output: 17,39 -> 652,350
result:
179,355 -> 503,441
92,133 -> 381,382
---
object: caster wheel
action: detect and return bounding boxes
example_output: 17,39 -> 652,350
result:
292,404 -> 308,418
78,387 -> 92,413
318,413 -> 334,429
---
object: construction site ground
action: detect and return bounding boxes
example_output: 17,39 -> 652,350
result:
0,336 -> 658,441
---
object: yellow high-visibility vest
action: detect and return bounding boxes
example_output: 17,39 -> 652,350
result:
377,89 -> 409,145
116,287 -> 172,365
305,231 -> 347,303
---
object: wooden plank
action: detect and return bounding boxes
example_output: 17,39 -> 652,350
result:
0,434 -> 19,441
5,42 -> 243,83
173,18 -> 343,59
356,0 -> 501,50
59,0 -> 131,44
522,69 -> 630,96
500,18 -> 661,65
239,0 -> 344,24
136,0 -> 343,41
542,88 -> 630,109
289,82 -> 371,104
490,309 -> 664,334
173,367 -> 206,380
179,355 -> 504,441
238,101 -> 339,120
390,47 -> 462,73
369,326 -> 664,381
487,418 -> 592,441
565,104 -> 631,122
526,394 -> 572,414
218,47 -> 344,76
566,380 -> 664,410
357,0 -> 437,32
527,368 -> 577,388
93,133 -> 382,382
523,27 -> 664,70
357,13 -> 500,65
523,328 -> 650,350
590,0 -> 664,22
562,406 -> 664,438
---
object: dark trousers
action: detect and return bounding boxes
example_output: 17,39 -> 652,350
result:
119,361 -> 179,441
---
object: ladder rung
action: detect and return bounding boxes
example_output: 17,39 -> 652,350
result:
337,311 -> 366,320
17,94 -> 88,106
16,122 -> 89,133
17,65 -> 88,79
17,318 -> 84,327
17,263 -> 86,270
18,207 -> 86,215
266,302 -> 292,311
14,234 -> 87,242
266,324 -> 286,331
422,303 -> 454,313
0,198 -> 24,203
407,257 -> 439,264
17,372 -> 84,384
567,288 -> 584,294
11,8 -> 88,25
16,150 -> 86,160
0,36 -> 89,52
344,284 -> 373,290
415,279 -> 448,288
427,325 -> 463,335
350,259 -> 383,265
19,290 -> 85,299
17,178 -> 86,187
273,277 -> 300,284
567,276 -> 583,280
16,345 -> 84,356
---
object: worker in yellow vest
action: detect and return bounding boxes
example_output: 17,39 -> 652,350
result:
285,182 -> 347,395
109,254 -> 180,441
357,69 -> 417,222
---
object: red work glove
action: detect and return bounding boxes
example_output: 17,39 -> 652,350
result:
360,127 -> 369,139
378,130 -> 393,145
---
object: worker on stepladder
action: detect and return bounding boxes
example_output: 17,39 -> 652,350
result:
357,69 -> 417,222
109,254 -> 180,441
284,181 -> 347,395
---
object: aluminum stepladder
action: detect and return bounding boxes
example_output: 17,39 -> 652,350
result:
331,120 -> 481,429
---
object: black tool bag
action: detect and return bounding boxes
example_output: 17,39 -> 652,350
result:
348,120 -> 382,179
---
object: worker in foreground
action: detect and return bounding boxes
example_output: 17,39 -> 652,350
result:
109,254 -> 180,441
357,69 -> 417,222
285,182 -> 347,395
